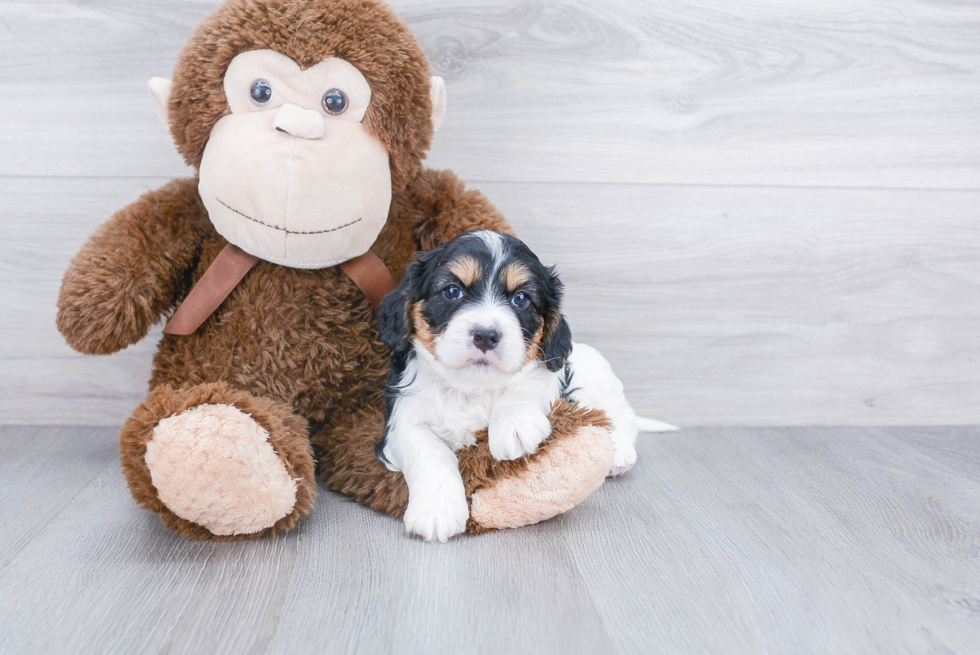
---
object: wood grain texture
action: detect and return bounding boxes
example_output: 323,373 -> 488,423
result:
1,425 -> 977,654
0,0 -> 978,187
565,425 -> 980,654
3,177 -> 977,426
0,426 -> 117,569
1,0 -> 979,425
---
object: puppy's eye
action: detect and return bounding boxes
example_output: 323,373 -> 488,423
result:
511,292 -> 530,309
444,285 -> 463,300
322,88 -> 348,115
250,79 -> 273,105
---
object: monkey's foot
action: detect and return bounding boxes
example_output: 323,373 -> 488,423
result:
121,383 -> 316,540
459,400 -> 614,533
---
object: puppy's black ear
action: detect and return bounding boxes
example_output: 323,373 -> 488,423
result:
541,310 -> 573,372
377,247 -> 442,352
540,265 -> 573,372
378,263 -> 420,353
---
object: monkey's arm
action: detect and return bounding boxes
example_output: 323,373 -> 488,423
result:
400,168 -> 515,250
57,178 -> 208,355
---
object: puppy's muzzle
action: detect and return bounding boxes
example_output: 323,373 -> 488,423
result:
472,327 -> 500,353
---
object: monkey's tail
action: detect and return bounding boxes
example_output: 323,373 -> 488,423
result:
635,417 -> 680,433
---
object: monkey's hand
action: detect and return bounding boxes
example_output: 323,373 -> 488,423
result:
57,178 -> 207,355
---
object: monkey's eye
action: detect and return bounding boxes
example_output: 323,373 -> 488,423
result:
444,285 -> 463,300
250,79 -> 273,105
511,292 -> 530,309
322,88 -> 349,115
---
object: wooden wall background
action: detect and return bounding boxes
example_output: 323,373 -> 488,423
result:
1,0 -> 978,426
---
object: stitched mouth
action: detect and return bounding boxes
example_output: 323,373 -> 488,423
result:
217,198 -> 363,236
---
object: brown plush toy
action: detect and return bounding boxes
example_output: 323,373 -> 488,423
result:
56,0 -> 614,541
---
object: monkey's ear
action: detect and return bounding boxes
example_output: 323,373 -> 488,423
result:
430,76 -> 447,133
148,77 -> 172,126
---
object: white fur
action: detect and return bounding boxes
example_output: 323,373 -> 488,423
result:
383,348 -> 560,542
431,297 -> 527,385
475,230 -> 506,263
565,343 -> 677,476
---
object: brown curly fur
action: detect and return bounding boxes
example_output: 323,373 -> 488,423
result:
57,178 -> 209,355
57,0 -> 608,540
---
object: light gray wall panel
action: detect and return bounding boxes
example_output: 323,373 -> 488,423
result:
2,178 -> 977,426
503,183 -> 980,426
1,0 -> 978,425
1,0 -> 978,187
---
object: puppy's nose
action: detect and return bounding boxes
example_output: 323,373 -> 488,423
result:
472,327 -> 500,352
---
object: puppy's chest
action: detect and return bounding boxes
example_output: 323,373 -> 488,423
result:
421,385 -> 500,449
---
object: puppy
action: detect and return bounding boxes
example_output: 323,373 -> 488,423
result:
377,230 -> 676,542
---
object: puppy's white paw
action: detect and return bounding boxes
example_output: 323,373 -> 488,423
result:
609,442 -> 637,477
489,409 -> 552,461
403,489 -> 469,543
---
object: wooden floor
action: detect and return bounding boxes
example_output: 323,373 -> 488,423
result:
1,425 -> 978,655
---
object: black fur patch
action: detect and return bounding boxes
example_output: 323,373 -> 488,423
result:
559,362 -> 579,401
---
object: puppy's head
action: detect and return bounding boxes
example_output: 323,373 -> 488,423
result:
378,230 -> 572,386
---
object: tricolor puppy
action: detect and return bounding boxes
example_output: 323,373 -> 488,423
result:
377,230 -> 675,542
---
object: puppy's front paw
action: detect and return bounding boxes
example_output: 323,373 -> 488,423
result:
489,409 -> 552,461
403,490 -> 469,543
609,441 -> 637,477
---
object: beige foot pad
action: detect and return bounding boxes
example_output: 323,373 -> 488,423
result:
469,426 -> 614,530
145,403 -> 298,536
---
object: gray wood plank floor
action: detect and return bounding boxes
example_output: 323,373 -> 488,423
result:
2,425 -> 978,655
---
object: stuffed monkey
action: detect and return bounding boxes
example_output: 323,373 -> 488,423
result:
56,0 -> 614,541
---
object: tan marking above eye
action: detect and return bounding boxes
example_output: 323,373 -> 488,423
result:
447,256 -> 482,288
502,263 -> 532,293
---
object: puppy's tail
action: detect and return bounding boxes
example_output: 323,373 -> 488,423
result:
635,417 -> 679,433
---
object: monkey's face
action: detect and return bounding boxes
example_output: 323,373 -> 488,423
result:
151,0 -> 447,269
193,50 -> 389,269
